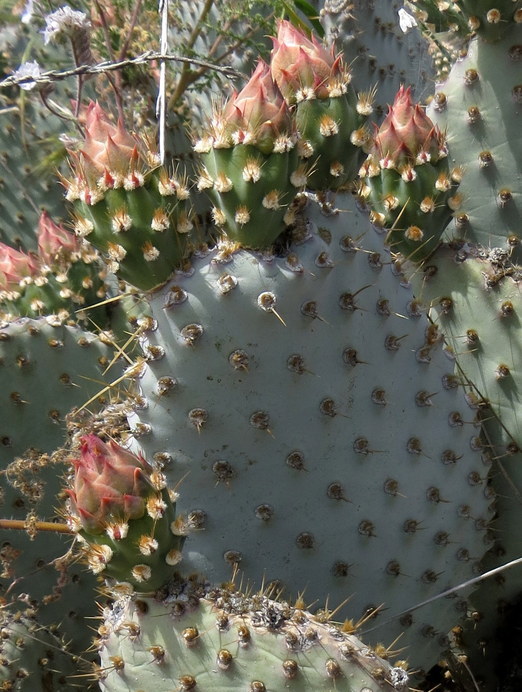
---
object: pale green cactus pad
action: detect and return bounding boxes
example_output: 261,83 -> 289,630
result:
427,26 -> 522,258
0,318 -> 123,654
98,588 -> 409,691
0,605 -> 82,691
319,0 -> 435,113
128,193 -> 494,676
406,246 -> 522,688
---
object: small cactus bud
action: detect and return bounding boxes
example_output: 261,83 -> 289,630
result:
65,435 -> 185,591
37,211 -> 80,266
270,20 -> 350,103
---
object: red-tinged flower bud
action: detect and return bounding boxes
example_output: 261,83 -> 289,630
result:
270,19 -> 349,103
220,59 -> 294,153
0,244 -> 39,290
67,434 -> 155,534
37,211 -> 80,265
66,434 -> 186,591
372,86 -> 446,167
67,102 -> 143,192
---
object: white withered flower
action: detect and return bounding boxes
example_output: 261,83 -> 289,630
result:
398,8 -> 418,33
12,61 -> 42,91
42,6 -> 91,44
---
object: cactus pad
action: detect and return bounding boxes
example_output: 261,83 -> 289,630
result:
98,588 -> 409,691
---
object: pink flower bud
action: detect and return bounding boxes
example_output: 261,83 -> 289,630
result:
372,86 -> 445,166
67,435 -> 155,534
270,20 -> 348,103
222,60 -> 294,153
0,243 -> 39,290
69,102 -> 140,187
37,211 -> 79,265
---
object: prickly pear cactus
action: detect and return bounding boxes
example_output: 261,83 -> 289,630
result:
357,85 -> 460,261
128,193 -> 493,677
0,317 -> 121,464
0,212 -> 110,327
65,102 -> 195,291
64,434 -> 186,593
427,24 -> 522,258
270,20 -> 366,191
319,0 -> 435,112
97,587 -> 409,691
410,248 -> 522,456
196,59 -> 301,246
0,605 -> 81,691
406,247 -> 522,687
0,318 -> 124,653
0,105 -> 67,252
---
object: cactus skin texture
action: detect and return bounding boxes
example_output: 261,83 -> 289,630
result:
97,587 -> 409,692
270,20 -> 366,190
65,434 -> 186,593
64,102 -> 194,291
406,247 -> 522,687
358,86 -> 460,262
0,318 -> 123,655
410,0 -> 522,41
3,2 -> 522,688
128,192 -> 493,678
0,606 -> 79,692
319,0 -> 435,111
427,25 -> 522,259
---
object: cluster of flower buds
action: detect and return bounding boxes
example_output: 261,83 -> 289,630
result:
0,212 -> 105,322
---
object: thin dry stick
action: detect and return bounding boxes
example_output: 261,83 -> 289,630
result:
0,519 -> 72,534
92,0 -> 125,120
361,556 -> 522,635
118,0 -> 145,62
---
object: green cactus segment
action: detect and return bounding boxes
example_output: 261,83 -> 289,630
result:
71,169 -> 194,291
359,161 -> 458,261
194,59 -> 300,248
0,111 -> 66,252
0,246 -> 109,327
65,435 -> 186,593
198,143 -> 299,247
427,26 -> 522,257
98,590 -> 409,691
406,0 -> 469,37
410,248 -> 522,456
407,0 -> 522,41
0,318 -> 120,465
295,93 -> 365,190
75,482 -> 186,593
358,86 -> 459,262
129,193 -> 492,674
456,0 -> 522,39
407,247 -> 522,688
0,606 -> 79,692
436,0 -> 522,40
269,19 -> 366,190
0,319 -> 123,653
